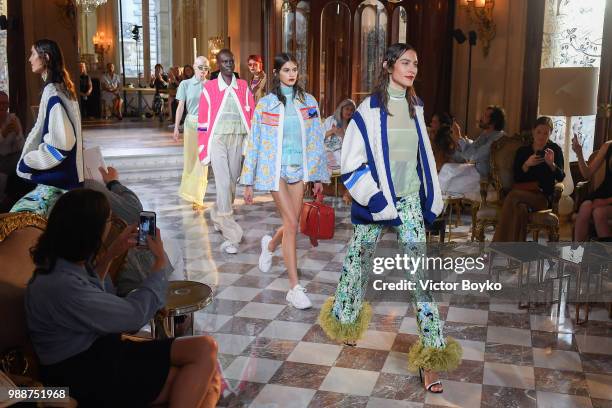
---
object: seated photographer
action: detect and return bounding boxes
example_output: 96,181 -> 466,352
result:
493,116 -> 564,242
84,166 -> 183,296
26,189 -> 220,408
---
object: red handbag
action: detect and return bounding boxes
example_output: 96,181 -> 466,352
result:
300,193 -> 335,247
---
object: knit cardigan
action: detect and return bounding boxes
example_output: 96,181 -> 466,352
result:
341,94 -> 443,226
17,83 -> 83,190
197,78 -> 254,165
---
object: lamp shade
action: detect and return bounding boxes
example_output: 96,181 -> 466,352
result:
539,67 -> 599,116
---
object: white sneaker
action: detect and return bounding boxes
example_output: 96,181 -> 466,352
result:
258,235 -> 274,272
286,284 -> 312,309
221,240 -> 238,254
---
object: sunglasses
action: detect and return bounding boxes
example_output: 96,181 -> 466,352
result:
196,65 -> 210,71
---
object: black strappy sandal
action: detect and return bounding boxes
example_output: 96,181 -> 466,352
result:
419,368 -> 443,393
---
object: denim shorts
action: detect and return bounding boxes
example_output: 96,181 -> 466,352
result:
280,164 -> 304,184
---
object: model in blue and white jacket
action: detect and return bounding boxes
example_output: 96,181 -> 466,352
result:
241,92 -> 329,191
341,94 -> 443,225
16,83 -> 83,190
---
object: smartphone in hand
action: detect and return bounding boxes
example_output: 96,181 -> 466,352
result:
138,211 -> 156,247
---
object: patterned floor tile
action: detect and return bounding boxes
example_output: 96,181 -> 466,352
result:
534,367 -> 588,396
88,159 -> 611,407
319,367 -> 380,396
335,347 -> 390,371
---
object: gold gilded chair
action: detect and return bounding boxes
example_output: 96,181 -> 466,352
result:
472,133 -> 563,242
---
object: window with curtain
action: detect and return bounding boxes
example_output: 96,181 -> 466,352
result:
540,0 -> 606,160
118,0 -> 171,79
353,0 -> 387,102
0,0 -> 7,94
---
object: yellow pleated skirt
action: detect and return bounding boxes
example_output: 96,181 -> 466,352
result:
178,115 -> 209,206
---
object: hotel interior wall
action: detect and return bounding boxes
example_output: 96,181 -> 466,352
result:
450,0 -> 528,137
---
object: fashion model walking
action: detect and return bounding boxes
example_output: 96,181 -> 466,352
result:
318,43 -> 461,393
242,53 -> 329,309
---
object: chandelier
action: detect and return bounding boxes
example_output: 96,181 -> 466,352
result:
76,0 -> 108,14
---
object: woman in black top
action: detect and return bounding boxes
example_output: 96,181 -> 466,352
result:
572,137 -> 612,240
493,116 -> 565,242
78,62 -> 92,118
150,64 -> 169,119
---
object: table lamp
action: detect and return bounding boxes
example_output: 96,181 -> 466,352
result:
538,66 -> 599,218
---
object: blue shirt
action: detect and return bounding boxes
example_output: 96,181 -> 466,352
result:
25,258 -> 167,365
281,85 -> 303,166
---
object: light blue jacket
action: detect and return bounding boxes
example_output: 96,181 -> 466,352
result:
241,92 -> 329,191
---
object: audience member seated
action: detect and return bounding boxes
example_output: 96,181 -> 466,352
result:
101,62 -> 123,120
168,66 -> 182,122
428,112 -> 452,140
493,116 -> 564,242
0,91 -> 24,200
323,98 -> 355,170
26,189 -> 221,407
182,64 -> 195,80
78,62 -> 93,119
431,124 -> 461,172
439,105 -> 506,194
150,63 -> 169,119
84,166 -> 183,295
573,137 -> 612,241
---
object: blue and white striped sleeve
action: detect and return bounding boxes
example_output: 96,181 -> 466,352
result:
340,116 -> 383,208
22,101 -> 76,171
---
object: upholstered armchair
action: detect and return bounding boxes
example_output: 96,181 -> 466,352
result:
472,133 -> 564,242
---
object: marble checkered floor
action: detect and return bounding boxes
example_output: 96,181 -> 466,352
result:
127,177 -> 612,408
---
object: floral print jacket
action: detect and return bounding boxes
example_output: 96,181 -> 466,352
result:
240,92 -> 329,191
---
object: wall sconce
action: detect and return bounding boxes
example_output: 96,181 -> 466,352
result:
208,36 -> 224,71
460,0 -> 496,57
92,31 -> 112,66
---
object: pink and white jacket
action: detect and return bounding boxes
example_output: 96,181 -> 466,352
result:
197,77 -> 255,164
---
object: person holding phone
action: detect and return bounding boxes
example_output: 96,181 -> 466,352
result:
25,189 -> 221,407
84,166 -> 178,297
493,116 -> 564,242
572,136 -> 612,241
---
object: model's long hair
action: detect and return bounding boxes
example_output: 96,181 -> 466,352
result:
30,189 -> 111,277
270,53 -> 306,106
371,43 -> 418,119
34,39 -> 76,100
